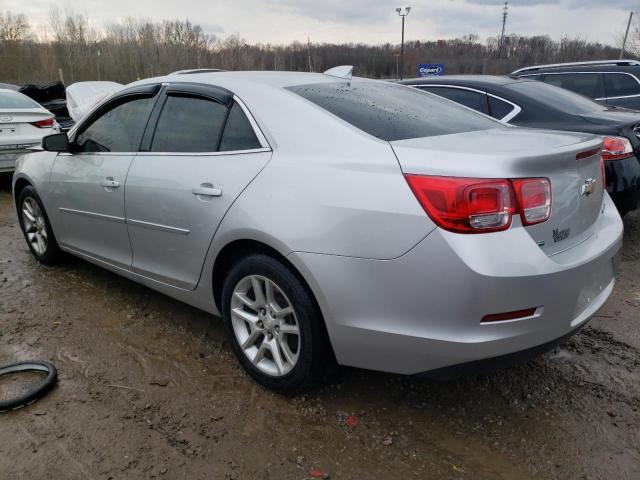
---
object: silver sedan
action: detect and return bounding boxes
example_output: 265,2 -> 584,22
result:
12,68 -> 623,393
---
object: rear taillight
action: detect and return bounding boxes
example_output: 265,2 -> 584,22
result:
31,118 -> 54,128
404,175 -> 551,234
512,178 -> 551,226
602,136 -> 634,161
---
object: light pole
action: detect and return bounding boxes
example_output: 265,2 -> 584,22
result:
396,6 -> 411,80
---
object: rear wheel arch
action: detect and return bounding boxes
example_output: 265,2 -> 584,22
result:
213,240 -> 306,311
211,239 -> 335,354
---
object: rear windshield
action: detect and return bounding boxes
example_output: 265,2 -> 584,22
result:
0,91 -> 39,109
504,80 -> 607,115
287,81 -> 502,141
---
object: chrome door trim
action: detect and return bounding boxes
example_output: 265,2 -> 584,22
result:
413,84 -> 522,123
58,207 -> 125,223
136,147 -> 271,157
127,218 -> 191,235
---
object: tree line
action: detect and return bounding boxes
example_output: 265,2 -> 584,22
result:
0,9 -> 628,86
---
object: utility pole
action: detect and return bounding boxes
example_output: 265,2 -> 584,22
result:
620,11 -> 634,59
307,37 -> 313,72
396,7 -> 411,81
498,1 -> 508,59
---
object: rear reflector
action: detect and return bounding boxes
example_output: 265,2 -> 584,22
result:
482,308 -> 537,323
404,175 -> 551,234
601,136 -> 634,161
31,118 -> 54,128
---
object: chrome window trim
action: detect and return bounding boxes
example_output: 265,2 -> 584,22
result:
412,84 -> 522,124
136,147 -> 272,157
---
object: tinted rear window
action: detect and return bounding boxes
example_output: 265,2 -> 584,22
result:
0,91 -> 39,109
287,82 -> 501,141
504,80 -> 607,115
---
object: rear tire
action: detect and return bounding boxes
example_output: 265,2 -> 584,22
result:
17,186 -> 63,265
221,254 -> 334,394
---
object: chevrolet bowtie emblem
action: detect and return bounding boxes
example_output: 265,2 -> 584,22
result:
581,178 -> 597,197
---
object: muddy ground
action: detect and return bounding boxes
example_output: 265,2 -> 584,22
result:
0,173 -> 638,480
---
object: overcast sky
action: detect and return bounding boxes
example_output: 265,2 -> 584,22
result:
5,0 -> 637,46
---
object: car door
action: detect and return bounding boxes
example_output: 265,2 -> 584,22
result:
47,85 -> 160,268
125,83 -> 271,289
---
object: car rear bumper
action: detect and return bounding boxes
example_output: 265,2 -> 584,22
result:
0,150 -> 25,173
606,154 -> 640,215
290,193 -> 623,375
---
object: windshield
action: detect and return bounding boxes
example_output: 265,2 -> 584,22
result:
504,80 -> 607,115
287,81 -> 502,141
0,91 -> 40,109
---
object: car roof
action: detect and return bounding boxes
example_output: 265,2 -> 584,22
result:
513,60 -> 640,75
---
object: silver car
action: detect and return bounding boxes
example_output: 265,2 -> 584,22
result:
12,69 -> 623,393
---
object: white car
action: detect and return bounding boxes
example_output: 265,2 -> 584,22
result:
0,89 -> 59,173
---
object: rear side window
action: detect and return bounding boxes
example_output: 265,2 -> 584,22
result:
219,102 -> 262,151
488,96 -> 516,120
151,96 -> 228,152
604,73 -> 640,98
421,87 -> 488,115
287,82 -> 501,141
542,73 -> 604,98
0,91 -> 40,109
76,96 -> 156,153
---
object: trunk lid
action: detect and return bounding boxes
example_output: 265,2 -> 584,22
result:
0,109 -> 54,145
391,127 -> 605,256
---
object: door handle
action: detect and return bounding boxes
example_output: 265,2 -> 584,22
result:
100,177 -> 120,189
192,183 -> 222,197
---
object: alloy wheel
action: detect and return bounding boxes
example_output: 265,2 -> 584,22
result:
230,275 -> 301,377
21,197 -> 48,256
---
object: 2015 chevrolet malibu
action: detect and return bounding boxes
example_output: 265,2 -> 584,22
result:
12,68 -> 623,393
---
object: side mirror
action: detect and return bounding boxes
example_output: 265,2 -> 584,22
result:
42,133 -> 69,152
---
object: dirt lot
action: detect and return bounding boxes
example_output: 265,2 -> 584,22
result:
0,173 -> 639,480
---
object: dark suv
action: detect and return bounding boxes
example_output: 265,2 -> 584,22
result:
511,60 -> 640,110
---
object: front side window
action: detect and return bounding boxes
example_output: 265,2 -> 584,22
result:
75,96 -> 156,153
151,96 -> 228,153
542,73 -> 604,99
287,82 -> 501,141
604,73 -> 640,98
422,87 -> 489,115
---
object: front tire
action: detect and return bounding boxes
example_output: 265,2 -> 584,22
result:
221,254 -> 333,394
17,186 -> 62,265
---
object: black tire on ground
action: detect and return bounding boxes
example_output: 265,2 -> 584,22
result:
0,361 -> 58,412
17,185 -> 63,265
221,253 -> 335,394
